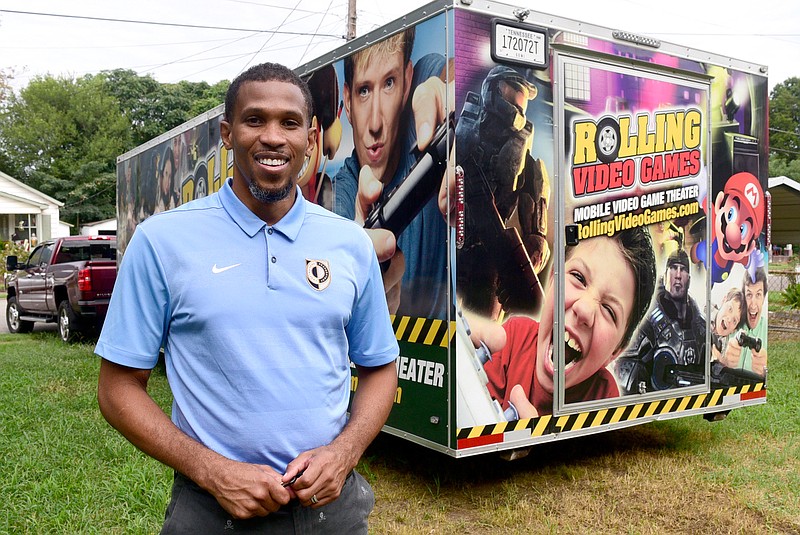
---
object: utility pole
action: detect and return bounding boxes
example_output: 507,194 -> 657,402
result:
346,0 -> 356,40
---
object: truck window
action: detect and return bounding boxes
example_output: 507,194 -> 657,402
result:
57,241 -> 117,263
27,244 -> 54,267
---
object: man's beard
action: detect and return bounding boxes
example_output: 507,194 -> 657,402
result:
248,180 -> 293,204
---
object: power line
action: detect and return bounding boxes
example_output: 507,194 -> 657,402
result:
1,37 -> 243,50
225,0 -> 347,16
770,127 -> 800,138
238,0 -> 304,74
771,147 -> 800,156
0,9 -> 341,38
297,0 -> 336,65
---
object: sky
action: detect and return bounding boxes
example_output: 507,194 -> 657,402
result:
1,0 -> 798,93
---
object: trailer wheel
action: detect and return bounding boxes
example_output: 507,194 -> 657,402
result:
57,301 -> 80,343
595,117 -> 621,163
6,296 -> 34,334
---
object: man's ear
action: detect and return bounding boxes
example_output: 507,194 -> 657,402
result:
220,120 -> 232,150
402,61 -> 414,106
306,121 -> 318,158
343,83 -> 352,124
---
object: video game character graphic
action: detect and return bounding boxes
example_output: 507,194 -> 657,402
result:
691,171 -> 765,283
299,65 -> 343,209
615,248 -> 706,394
456,65 -> 550,317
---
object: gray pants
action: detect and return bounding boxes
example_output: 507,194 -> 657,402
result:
160,470 -> 374,534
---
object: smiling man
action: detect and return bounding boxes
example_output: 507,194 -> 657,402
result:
96,63 -> 398,534
722,267 -> 767,376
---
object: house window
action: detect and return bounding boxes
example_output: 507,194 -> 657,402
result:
13,214 -> 38,245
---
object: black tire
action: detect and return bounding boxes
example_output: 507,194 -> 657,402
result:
57,301 -> 81,343
595,117 -> 621,164
6,296 -> 34,334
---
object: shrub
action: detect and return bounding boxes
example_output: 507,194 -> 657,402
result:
783,283 -> 800,309
2,241 -> 29,290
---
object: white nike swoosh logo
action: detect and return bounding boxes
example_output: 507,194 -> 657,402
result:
212,263 -> 242,274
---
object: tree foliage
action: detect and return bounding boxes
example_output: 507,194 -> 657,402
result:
1,75 -> 130,178
0,66 -> 12,108
769,77 -> 800,175
0,69 -> 227,230
768,155 -> 800,181
98,69 -> 228,147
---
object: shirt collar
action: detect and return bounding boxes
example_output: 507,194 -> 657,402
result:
219,178 -> 306,241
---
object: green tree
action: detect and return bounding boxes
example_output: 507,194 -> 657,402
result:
0,66 -> 12,108
0,74 -> 130,179
99,69 -> 228,147
30,162 -> 116,227
0,74 -> 129,227
0,69 -> 227,230
0,67 -> 15,174
188,79 -> 229,117
95,69 -> 164,148
769,77 -> 800,163
769,154 -> 800,181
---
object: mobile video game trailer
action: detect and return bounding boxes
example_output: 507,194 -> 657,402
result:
117,0 -> 769,459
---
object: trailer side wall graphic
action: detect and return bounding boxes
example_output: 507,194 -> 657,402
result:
118,0 -> 769,459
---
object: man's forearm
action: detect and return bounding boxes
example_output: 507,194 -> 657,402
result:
330,362 -> 397,468
97,359 -> 227,489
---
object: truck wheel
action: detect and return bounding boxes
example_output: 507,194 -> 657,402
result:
57,301 -> 81,343
6,296 -> 34,334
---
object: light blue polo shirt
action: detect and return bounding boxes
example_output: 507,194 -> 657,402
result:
96,180 -> 398,471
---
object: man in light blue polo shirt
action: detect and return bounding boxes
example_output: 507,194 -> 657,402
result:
96,63 -> 399,534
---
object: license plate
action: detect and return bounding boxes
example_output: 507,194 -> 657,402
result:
493,21 -> 547,67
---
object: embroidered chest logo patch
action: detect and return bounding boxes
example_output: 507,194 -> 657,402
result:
306,259 -> 331,291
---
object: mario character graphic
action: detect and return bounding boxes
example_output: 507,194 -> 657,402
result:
691,172 -> 765,283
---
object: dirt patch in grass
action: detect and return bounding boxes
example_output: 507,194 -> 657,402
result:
365,404 -> 800,534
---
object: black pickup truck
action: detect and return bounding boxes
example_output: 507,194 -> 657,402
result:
5,236 -> 117,342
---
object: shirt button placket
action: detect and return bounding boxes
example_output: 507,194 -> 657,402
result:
265,227 -> 274,287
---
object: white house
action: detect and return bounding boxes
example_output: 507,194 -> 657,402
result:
768,175 -> 800,259
80,217 -> 117,236
0,169 -> 71,244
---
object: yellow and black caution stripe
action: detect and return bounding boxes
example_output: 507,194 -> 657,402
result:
391,316 -> 455,348
457,382 -> 766,449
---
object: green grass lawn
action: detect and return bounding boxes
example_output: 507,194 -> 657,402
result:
1,330 -> 798,533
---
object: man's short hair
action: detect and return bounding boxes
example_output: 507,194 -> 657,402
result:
666,248 -> 690,273
224,62 -> 314,125
343,28 -> 415,87
743,266 -> 767,295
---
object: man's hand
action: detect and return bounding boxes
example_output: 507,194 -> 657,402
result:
412,75 -> 452,152
356,164 -> 405,314
751,347 -> 767,376
283,361 -> 397,508
722,335 -> 742,369
412,73 -> 456,226
281,444 -> 352,509
98,359 -> 291,520
206,459 -> 292,519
